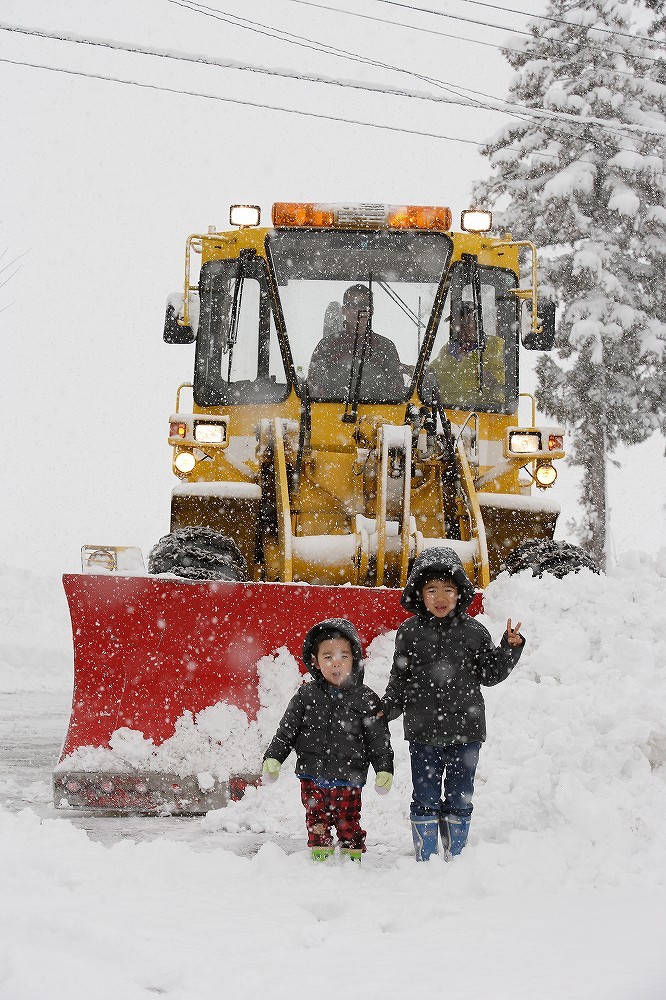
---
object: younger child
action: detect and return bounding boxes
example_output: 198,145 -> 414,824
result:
263,618 -> 394,862
381,547 -> 524,861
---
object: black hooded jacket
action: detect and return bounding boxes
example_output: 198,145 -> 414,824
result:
381,548 -> 524,746
263,619 -> 394,786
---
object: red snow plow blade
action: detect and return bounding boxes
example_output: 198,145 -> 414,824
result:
55,575 -> 481,814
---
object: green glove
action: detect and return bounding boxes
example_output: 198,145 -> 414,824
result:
262,758 -> 281,783
375,771 -> 393,795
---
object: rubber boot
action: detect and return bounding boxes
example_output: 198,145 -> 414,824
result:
311,846 -> 335,863
439,815 -> 471,858
340,848 -> 362,863
410,816 -> 439,861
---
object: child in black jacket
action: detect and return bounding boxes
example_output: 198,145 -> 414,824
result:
263,618 -> 394,862
381,547 -> 524,861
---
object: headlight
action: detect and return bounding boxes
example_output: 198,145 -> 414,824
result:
229,204 -> 261,227
194,422 -> 226,444
174,451 -> 196,474
509,431 -> 542,454
461,209 -> 492,232
535,461 -> 557,487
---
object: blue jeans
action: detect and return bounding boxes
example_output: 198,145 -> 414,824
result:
410,741 -> 481,819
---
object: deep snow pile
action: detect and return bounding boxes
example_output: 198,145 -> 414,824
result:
0,563 -> 71,693
198,551 -> 666,887
2,555 -> 666,999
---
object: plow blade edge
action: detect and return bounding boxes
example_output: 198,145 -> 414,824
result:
55,574 -> 424,813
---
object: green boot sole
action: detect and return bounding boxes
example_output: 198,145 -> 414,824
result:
311,847 -> 335,863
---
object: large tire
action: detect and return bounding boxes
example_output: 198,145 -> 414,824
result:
504,539 -> 599,580
148,527 -> 248,582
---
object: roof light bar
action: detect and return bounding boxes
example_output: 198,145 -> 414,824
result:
461,209 -> 493,232
272,202 -> 451,231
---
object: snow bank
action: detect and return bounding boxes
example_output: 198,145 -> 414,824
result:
202,555 -> 666,895
2,802 -> 663,1000
0,563 -> 71,693
37,552 -> 666,883
1,556 -> 666,997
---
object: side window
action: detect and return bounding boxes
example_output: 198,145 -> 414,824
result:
195,259 -> 288,406
426,265 -> 518,413
222,278 -> 286,386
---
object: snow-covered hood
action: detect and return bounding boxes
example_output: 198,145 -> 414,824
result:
401,547 -> 475,616
301,618 -> 364,687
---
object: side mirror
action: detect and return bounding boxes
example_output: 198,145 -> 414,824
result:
522,299 -> 556,351
164,295 -> 196,345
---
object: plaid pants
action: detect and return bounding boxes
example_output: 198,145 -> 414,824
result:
299,778 -> 366,852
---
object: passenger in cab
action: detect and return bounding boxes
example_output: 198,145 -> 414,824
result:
430,302 -> 506,409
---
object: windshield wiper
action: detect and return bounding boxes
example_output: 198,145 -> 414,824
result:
461,253 -> 486,390
225,250 -> 259,381
342,275 -> 374,424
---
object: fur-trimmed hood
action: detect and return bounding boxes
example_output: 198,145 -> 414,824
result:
401,547 -> 475,616
302,618 -> 364,685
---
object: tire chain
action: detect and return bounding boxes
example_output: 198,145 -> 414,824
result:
148,527 -> 248,581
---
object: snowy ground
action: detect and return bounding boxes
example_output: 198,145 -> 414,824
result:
1,555 -> 665,999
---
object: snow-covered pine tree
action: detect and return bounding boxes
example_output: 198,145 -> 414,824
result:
646,0 -> 666,40
474,0 -> 666,569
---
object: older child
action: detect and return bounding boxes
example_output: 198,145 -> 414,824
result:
381,547 -> 524,861
262,618 -> 394,862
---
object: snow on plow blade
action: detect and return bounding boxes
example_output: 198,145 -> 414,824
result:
55,574 -> 422,814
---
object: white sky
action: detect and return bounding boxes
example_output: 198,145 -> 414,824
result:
1,0 -> 664,576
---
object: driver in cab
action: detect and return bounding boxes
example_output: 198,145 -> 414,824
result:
307,284 -> 404,402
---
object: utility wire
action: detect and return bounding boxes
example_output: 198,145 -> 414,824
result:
283,0 -> 659,84
0,55 -> 477,142
3,18 -> 663,148
168,2 -> 666,139
285,0 -> 525,49
2,18 -> 607,141
400,0 -> 663,46
1,51 -> 657,171
377,0 -> 665,60
0,22 -> 489,108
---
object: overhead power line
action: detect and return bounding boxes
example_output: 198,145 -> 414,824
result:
0,18 -> 617,147
0,21 -> 486,108
1,49 -> 658,171
404,0 -> 663,46
0,55 -> 477,143
2,14 -> 663,154
0,18 -> 575,136
375,0 -> 664,63
167,2 -> 666,139
282,0 -> 659,84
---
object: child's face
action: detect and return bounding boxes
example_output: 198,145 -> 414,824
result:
422,578 -> 459,617
315,637 -> 354,687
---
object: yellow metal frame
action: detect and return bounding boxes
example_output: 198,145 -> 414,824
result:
166,220 -> 561,592
495,240 -> 541,336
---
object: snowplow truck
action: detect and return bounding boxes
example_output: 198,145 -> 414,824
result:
55,201 -> 579,814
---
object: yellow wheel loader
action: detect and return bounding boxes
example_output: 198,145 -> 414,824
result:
55,201 -> 594,814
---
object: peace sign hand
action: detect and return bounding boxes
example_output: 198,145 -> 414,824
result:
506,619 -> 524,646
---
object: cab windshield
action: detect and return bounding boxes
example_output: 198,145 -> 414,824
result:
267,228 -> 453,403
